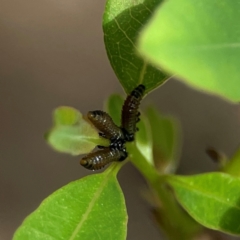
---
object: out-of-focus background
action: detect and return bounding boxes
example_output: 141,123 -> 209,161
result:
1,1 -> 240,239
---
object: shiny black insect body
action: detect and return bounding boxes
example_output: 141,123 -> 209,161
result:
87,110 -> 125,150
87,110 -> 124,141
80,84 -> 145,170
80,147 -> 127,170
121,84 -> 145,141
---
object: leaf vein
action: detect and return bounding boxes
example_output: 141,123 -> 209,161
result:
68,173 -> 112,240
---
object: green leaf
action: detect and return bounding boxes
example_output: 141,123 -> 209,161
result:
138,0 -> 240,102
146,106 -> 181,173
135,112 -> 154,166
54,107 -> 82,126
166,173 -> 240,235
104,94 -> 124,126
103,0 -> 168,94
46,107 -> 109,155
222,147 -> 240,177
13,165 -> 127,240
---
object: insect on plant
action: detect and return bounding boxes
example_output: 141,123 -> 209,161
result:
80,84 -> 146,170
13,1 -> 240,239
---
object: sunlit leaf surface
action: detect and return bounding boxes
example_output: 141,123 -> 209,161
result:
139,0 -> 240,102
14,167 -> 127,240
46,107 -> 109,155
166,173 -> 240,235
103,0 -> 167,94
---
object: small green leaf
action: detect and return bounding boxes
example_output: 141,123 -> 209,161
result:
105,94 -> 124,126
146,106 -> 181,173
135,112 -> 154,166
13,165 -> 128,240
54,106 -> 82,126
103,0 -> 168,94
222,147 -> 240,177
166,173 -> 240,235
46,107 -> 109,155
138,0 -> 240,102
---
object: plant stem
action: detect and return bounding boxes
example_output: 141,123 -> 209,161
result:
128,142 -> 201,239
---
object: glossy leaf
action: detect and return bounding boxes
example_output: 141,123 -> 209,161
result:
166,173 -> 240,235
146,106 -> 181,173
103,0 -> 168,94
13,166 -> 128,240
46,107 -> 109,155
139,0 -> 240,102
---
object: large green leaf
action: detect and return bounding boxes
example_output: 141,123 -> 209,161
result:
46,107 -> 109,155
139,0 -> 240,102
166,173 -> 240,235
13,165 -> 127,240
103,0 -> 168,94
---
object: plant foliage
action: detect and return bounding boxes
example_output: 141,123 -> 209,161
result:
13,0 -> 240,239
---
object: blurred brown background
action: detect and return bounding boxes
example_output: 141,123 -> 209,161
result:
1,1 -> 240,239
